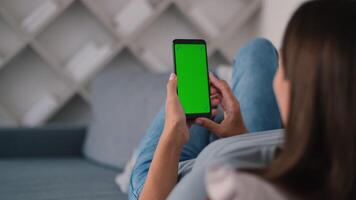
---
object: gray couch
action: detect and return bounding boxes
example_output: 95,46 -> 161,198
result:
0,69 -> 169,200
0,127 -> 127,200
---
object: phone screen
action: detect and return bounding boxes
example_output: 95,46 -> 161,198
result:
174,41 -> 210,117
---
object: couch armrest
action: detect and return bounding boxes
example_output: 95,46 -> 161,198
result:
0,126 -> 86,158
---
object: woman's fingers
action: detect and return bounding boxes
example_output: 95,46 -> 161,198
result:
210,84 -> 218,95
210,93 -> 221,103
195,117 -> 223,135
209,73 -> 230,95
208,72 -> 222,88
211,108 -> 218,116
209,72 -> 236,104
209,73 -> 222,93
211,97 -> 220,107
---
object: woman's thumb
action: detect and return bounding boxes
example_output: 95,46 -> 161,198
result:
195,118 -> 222,134
167,73 -> 177,99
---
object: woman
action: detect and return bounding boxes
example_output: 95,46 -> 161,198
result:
130,1 -> 356,199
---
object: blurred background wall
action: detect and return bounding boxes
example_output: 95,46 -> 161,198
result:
262,0 -> 307,47
0,0 -> 307,127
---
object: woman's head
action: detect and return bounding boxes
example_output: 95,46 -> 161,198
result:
270,1 -> 356,199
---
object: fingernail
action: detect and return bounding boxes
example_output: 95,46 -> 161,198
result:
169,73 -> 175,80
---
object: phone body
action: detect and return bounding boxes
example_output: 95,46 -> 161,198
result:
173,39 -> 211,119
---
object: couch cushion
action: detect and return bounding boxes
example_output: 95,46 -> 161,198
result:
0,158 -> 126,200
0,126 -> 86,158
83,69 -> 168,168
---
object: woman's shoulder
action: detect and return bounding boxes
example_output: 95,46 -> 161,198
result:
205,165 -> 292,200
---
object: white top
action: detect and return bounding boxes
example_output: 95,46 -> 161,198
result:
206,166 -> 291,200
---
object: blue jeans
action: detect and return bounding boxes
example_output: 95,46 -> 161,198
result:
128,38 -> 281,200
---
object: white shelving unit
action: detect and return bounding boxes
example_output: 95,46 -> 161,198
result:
0,0 -> 74,36
0,17 -> 26,71
88,0 -> 156,37
48,94 -> 91,125
78,49 -> 147,99
132,5 -> 203,72
177,0 -> 244,39
0,0 -> 261,126
0,47 -> 72,126
36,1 -> 118,84
102,49 -> 147,73
219,12 -> 262,61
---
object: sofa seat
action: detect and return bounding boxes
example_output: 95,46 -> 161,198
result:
0,158 -> 127,200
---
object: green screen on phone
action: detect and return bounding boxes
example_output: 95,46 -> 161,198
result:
174,42 -> 210,115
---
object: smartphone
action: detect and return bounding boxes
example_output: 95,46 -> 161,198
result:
173,39 -> 211,119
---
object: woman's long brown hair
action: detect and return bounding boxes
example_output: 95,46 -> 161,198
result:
261,1 -> 356,199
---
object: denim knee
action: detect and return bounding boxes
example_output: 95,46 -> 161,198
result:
231,38 -> 279,87
233,38 -> 278,71
235,38 -> 277,59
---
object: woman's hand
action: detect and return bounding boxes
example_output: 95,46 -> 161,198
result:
195,73 -> 248,137
139,73 -> 233,200
162,73 -> 221,148
161,73 -> 189,148
139,73 -> 186,200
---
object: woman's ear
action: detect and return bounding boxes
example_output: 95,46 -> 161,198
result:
273,60 -> 291,125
